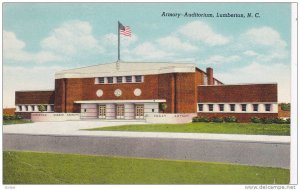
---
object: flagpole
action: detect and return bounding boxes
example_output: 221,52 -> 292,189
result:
118,21 -> 120,61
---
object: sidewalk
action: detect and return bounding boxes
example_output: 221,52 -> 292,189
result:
3,121 -> 290,143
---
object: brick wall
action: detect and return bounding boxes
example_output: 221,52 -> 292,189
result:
197,112 -> 278,123
15,91 -> 55,104
3,108 -> 16,115
198,84 -> 277,103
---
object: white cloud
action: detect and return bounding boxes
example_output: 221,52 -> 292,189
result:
3,31 -> 62,63
123,42 -> 173,61
41,20 -> 104,55
156,36 -> 198,52
201,55 -> 240,65
178,21 -> 230,46
241,27 -> 287,48
217,62 -> 291,102
3,66 -> 66,107
102,33 -> 138,47
243,50 -> 259,57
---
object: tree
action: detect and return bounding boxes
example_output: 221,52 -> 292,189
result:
159,103 -> 168,113
38,105 -> 47,112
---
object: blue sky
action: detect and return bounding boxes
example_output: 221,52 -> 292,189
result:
3,3 -> 291,107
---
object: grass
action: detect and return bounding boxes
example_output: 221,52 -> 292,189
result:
3,151 -> 289,184
3,119 -> 32,125
86,122 -> 290,136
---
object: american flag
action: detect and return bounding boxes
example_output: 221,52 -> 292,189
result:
119,22 -> 131,37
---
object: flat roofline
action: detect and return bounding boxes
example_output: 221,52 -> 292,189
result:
198,83 -> 277,86
58,61 -> 196,73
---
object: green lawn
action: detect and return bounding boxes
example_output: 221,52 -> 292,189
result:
86,122 -> 290,136
3,119 -> 32,125
3,151 -> 289,184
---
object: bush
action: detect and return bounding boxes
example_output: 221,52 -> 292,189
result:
211,117 -> 223,123
224,116 -> 237,122
250,117 -> 261,123
192,117 -> 210,122
3,114 -> 22,120
274,118 -> 287,124
261,118 -> 276,124
280,103 -> 290,111
285,118 -> 290,124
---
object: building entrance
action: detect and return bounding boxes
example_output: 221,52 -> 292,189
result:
135,104 -> 144,119
116,104 -> 125,119
98,105 -> 106,119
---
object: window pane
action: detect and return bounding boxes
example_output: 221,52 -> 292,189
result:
126,76 -> 132,82
230,104 -> 235,111
135,75 -> 142,82
208,104 -> 214,111
241,104 -> 247,111
107,77 -> 113,83
253,104 -> 258,112
198,104 -> 203,111
219,104 -> 224,111
117,77 -> 123,83
265,104 -> 271,111
98,77 -> 105,83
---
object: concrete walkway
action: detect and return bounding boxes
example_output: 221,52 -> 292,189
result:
3,121 -> 290,143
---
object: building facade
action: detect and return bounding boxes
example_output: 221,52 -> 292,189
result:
15,62 -> 278,122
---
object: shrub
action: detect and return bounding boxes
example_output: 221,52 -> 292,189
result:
192,117 -> 210,122
250,117 -> 261,123
280,103 -> 290,111
211,117 -> 223,123
15,115 -> 23,120
261,118 -> 276,124
38,105 -> 47,112
224,116 -> 237,122
274,118 -> 286,124
285,118 -> 290,124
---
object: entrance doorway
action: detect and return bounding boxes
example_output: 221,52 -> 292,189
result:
98,105 -> 106,119
135,104 -> 144,119
116,104 -> 125,119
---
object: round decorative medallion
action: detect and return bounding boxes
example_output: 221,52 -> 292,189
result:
114,89 -> 122,97
134,88 -> 142,96
96,89 -> 103,97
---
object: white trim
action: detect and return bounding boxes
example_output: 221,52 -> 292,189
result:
197,102 -> 278,113
15,104 -> 54,112
75,99 -> 166,104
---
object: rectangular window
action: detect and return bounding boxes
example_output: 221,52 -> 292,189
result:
135,75 -> 142,82
253,104 -> 259,112
198,104 -> 203,112
107,77 -> 114,84
241,104 -> 247,112
18,106 -> 22,111
230,104 -> 235,111
117,76 -> 123,83
265,104 -> 271,111
51,105 -> 54,112
208,104 -> 214,112
25,105 -> 28,111
219,104 -> 224,111
125,76 -> 132,82
98,77 -> 105,84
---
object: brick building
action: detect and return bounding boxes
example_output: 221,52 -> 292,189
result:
15,61 -> 278,122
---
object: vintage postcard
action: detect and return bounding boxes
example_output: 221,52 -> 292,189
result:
2,2 -> 297,188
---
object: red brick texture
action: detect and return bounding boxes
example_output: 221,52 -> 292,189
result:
198,84 -> 277,103
15,91 -> 55,104
197,112 -> 278,123
3,108 -> 15,115
54,72 -> 201,113
278,105 -> 290,118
